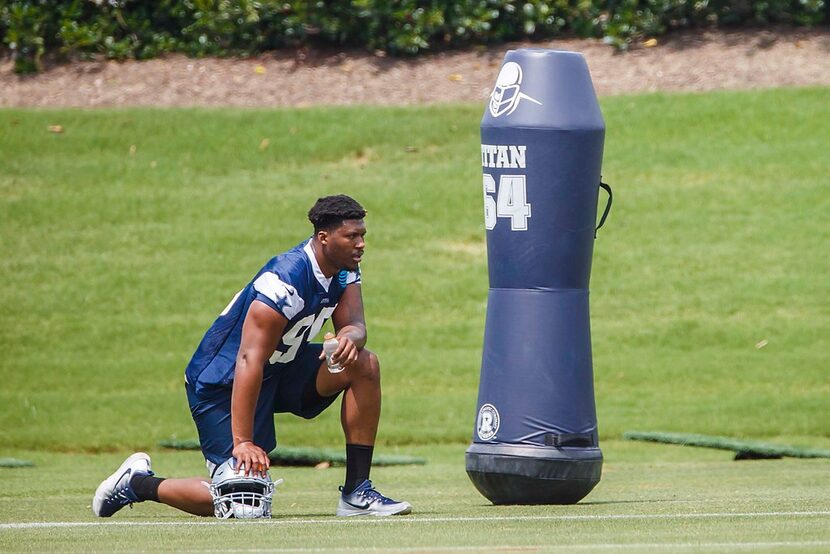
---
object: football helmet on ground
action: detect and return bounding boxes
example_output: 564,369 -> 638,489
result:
209,458 -> 282,519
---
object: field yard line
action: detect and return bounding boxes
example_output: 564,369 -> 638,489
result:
2,510 -> 829,530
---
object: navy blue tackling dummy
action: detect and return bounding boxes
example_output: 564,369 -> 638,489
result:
92,195 -> 412,519
466,49 -> 609,505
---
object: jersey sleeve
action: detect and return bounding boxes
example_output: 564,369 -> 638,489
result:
252,272 -> 305,320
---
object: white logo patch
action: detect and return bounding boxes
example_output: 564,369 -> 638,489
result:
489,62 -> 542,118
476,403 -> 500,441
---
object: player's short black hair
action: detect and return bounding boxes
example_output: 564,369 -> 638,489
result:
308,194 -> 366,232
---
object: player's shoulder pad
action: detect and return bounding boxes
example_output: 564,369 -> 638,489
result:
252,272 -> 305,320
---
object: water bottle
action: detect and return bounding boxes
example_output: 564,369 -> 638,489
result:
323,332 -> 343,373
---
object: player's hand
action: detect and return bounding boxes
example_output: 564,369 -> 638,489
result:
318,335 -> 360,369
232,441 -> 270,477
333,335 -> 360,368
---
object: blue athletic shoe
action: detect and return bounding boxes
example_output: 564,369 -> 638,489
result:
92,452 -> 153,517
336,479 -> 412,517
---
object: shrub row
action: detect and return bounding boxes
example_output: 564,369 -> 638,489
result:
2,0 -> 827,73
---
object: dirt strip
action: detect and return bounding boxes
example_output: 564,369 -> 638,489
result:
1,28 -> 829,108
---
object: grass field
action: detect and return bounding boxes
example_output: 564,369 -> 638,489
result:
1,86 -> 829,551
1,443 -> 829,552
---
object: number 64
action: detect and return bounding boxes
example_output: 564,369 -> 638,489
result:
483,173 -> 531,231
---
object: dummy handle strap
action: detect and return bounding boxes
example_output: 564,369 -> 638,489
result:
595,180 -> 613,238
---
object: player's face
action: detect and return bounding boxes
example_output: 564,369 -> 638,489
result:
323,219 -> 366,271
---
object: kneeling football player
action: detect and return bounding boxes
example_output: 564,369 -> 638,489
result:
92,195 -> 411,518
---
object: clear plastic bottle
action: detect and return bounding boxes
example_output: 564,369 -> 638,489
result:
323,332 -> 343,373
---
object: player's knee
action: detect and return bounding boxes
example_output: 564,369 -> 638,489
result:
357,349 -> 380,383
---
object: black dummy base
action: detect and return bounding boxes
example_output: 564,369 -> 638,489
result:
465,443 -> 602,505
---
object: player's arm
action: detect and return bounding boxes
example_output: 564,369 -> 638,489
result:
328,283 -> 366,369
231,300 -> 287,475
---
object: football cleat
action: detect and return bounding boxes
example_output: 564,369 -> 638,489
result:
92,452 -> 153,517
336,479 -> 412,517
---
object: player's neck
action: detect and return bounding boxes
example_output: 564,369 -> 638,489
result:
309,239 -> 337,278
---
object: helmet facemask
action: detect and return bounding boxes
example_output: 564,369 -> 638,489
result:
490,84 -> 521,117
209,459 -> 281,519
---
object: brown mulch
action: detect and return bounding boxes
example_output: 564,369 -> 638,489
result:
1,28 -> 829,108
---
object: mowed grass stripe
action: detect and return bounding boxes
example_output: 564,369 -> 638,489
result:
3,510 -> 829,529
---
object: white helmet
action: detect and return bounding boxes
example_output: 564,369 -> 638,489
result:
209,458 -> 282,519
490,62 -> 523,117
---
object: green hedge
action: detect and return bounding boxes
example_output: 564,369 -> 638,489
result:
1,0 -> 827,73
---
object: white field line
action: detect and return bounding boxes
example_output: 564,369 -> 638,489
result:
1,510 -> 829,530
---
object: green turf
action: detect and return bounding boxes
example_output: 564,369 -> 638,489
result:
1,87 -> 830,550
0,443 -> 828,552
2,88 -> 829,452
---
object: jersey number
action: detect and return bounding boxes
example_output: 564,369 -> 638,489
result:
269,307 -> 336,364
483,173 -> 531,231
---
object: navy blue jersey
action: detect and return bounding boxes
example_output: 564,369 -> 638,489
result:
184,239 -> 360,393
